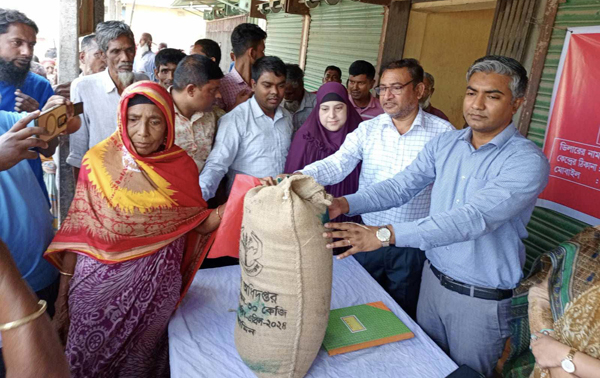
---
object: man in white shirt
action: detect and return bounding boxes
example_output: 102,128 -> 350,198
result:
283,64 -> 317,135
79,34 -> 106,77
300,59 -> 454,319
200,56 -> 292,200
133,32 -> 155,81
68,21 -> 148,179
171,55 -> 224,174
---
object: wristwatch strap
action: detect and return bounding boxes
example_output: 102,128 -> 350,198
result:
567,347 -> 577,361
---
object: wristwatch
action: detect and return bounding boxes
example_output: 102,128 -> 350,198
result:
376,226 -> 391,247
561,347 -> 577,373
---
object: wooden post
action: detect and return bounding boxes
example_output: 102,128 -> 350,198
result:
375,5 -> 389,81
95,0 -> 105,26
517,0 -> 559,136
379,0 -> 411,70
57,0 -> 104,224
108,0 -> 117,20
299,14 -> 310,69
116,1 -> 123,21
57,0 -> 80,224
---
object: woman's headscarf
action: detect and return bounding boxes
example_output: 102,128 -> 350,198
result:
45,81 -> 214,298
284,82 -> 363,223
285,82 -> 363,174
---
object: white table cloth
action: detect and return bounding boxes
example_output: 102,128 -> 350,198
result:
169,256 -> 458,378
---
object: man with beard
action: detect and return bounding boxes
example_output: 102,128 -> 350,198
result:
347,60 -> 383,121
0,9 -> 54,113
79,34 -> 106,77
297,59 -> 454,319
154,48 -> 185,89
283,63 -> 316,135
67,21 -> 148,180
133,32 -> 155,81
421,72 -> 449,122
199,56 -> 292,200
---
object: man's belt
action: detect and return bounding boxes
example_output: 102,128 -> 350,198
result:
429,263 -> 513,301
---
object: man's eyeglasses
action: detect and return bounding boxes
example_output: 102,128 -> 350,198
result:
374,80 -> 414,96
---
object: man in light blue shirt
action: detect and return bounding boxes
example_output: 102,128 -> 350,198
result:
323,56 -> 550,376
282,64 -> 317,135
133,32 -> 156,82
200,56 -> 292,200
0,99 -> 80,372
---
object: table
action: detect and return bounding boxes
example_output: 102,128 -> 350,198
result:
169,256 -> 458,378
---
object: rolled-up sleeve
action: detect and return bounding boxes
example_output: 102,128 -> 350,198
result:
199,115 -> 241,200
300,124 -> 365,186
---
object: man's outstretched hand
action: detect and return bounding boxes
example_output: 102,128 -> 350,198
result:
328,197 -> 350,220
323,222 -> 382,259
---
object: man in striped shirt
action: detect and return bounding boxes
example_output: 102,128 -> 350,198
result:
300,59 -> 454,318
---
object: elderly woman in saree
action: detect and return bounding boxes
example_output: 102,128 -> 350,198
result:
527,226 -> 600,378
44,81 -> 225,378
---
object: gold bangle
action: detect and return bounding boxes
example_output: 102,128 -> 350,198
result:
0,300 -> 47,332
59,271 -> 73,277
215,206 -> 222,220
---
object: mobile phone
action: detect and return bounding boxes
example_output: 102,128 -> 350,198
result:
35,102 -> 83,142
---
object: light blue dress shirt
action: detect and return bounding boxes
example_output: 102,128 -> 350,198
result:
133,50 -> 156,82
199,97 -> 293,200
345,124 -> 550,289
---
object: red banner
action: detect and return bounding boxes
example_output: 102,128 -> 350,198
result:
539,29 -> 600,223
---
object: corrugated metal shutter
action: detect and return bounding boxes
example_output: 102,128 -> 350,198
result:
522,0 -> 598,271
264,12 -> 304,65
206,15 -> 250,73
303,0 -> 385,91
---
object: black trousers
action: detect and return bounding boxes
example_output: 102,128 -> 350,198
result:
353,245 -> 426,319
0,276 -> 59,378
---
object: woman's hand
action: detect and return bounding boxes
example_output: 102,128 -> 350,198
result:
52,252 -> 77,347
530,332 -> 570,369
52,276 -> 71,347
194,203 -> 227,235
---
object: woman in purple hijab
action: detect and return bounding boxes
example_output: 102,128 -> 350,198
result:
284,82 -> 362,223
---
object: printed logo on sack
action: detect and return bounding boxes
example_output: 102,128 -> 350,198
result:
240,228 -> 264,276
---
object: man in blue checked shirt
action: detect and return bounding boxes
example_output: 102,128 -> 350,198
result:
323,56 -> 550,377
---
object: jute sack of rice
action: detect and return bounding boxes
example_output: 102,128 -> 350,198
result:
235,175 -> 333,378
